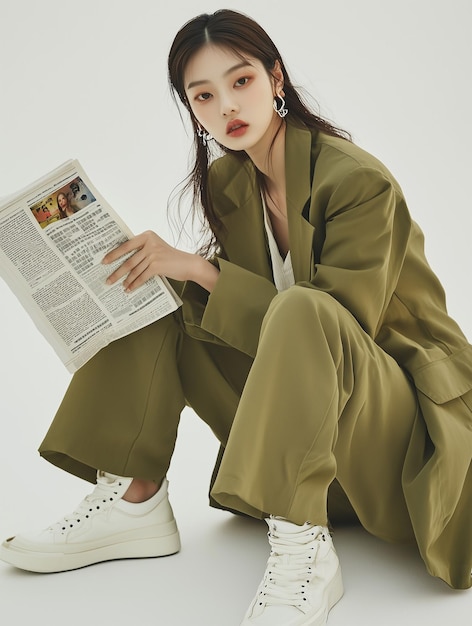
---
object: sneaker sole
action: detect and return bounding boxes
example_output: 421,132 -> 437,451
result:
0,522 -> 181,574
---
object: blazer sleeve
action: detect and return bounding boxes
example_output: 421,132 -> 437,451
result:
181,257 -> 278,356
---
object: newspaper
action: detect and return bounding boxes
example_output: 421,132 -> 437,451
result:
0,159 -> 182,373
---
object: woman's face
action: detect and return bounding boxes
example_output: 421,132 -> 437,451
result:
184,44 -> 281,157
58,194 -> 68,209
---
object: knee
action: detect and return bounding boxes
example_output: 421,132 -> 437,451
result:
263,286 -> 338,330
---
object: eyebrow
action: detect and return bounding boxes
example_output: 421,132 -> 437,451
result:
186,61 -> 252,90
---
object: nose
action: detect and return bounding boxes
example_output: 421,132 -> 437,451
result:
220,92 -> 239,117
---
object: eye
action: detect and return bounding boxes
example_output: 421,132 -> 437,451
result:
196,92 -> 212,102
235,77 -> 250,87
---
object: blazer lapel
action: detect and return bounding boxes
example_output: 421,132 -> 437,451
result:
218,163 -> 273,281
285,122 -> 316,283
216,122 -> 316,284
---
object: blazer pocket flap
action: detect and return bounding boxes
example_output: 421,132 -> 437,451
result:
413,346 -> 472,404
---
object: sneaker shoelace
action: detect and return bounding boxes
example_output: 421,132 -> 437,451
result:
47,475 -> 124,534
258,523 -> 326,611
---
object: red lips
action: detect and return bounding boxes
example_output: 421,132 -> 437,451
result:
226,119 -> 248,135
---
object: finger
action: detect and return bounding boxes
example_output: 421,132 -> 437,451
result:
123,262 -> 154,292
105,249 -> 146,285
102,236 -> 143,264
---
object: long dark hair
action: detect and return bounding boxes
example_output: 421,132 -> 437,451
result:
168,9 -> 350,256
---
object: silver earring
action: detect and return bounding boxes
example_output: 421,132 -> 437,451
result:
197,127 -> 213,146
273,95 -> 288,118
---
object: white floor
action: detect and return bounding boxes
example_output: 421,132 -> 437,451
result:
0,408 -> 470,626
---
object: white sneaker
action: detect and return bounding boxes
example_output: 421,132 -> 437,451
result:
240,517 -> 343,625
0,472 -> 180,573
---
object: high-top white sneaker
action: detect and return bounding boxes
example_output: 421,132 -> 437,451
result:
240,517 -> 343,625
0,472 -> 180,573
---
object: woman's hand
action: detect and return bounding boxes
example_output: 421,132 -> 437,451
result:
102,230 -> 219,293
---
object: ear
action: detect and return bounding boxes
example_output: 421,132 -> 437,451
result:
272,60 -> 285,96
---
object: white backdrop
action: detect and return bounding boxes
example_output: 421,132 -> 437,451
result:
0,1 -> 470,624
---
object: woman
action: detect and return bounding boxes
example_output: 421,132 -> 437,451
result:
57,191 -> 76,218
1,9 -> 471,625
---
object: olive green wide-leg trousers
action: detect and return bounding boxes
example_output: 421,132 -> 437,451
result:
40,286 -> 418,543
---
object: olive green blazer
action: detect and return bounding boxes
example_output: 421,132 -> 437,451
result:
181,120 -> 472,589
